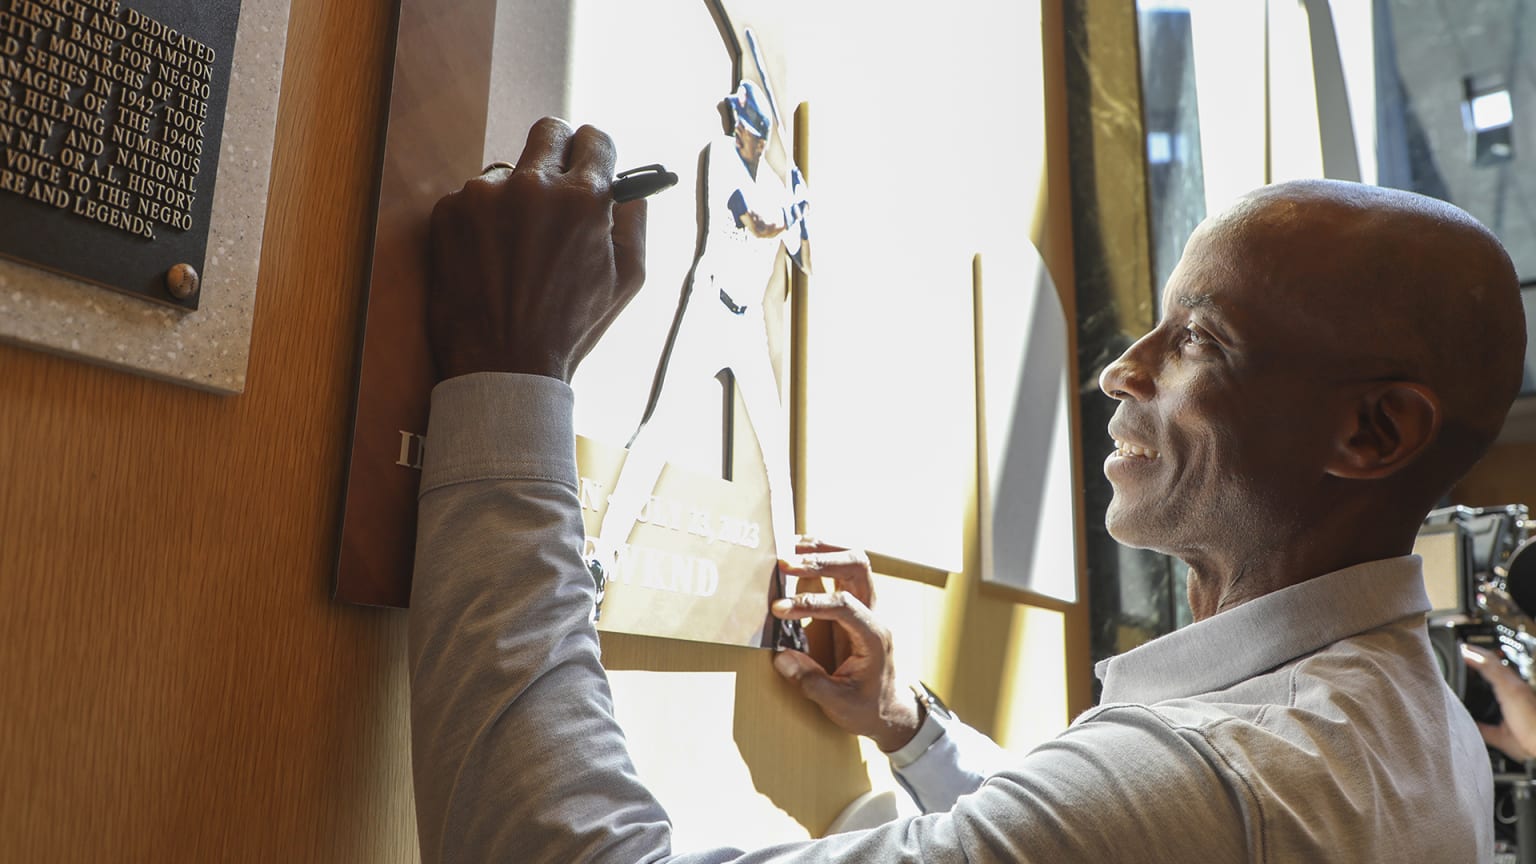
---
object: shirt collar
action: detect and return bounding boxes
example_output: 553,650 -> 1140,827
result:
1095,555 -> 1430,704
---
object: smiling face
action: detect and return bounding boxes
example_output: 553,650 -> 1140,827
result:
1098,179 -> 1525,617
1098,210 -> 1349,575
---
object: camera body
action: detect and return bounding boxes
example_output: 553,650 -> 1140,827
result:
1421,504 -> 1534,723
1420,504 -> 1536,852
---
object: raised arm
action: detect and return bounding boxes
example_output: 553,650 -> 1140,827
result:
409,117 -> 672,864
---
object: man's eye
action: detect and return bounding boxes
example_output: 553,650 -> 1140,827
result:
1180,326 -> 1211,349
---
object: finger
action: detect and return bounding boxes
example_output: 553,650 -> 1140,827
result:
771,592 -> 881,655
772,648 -> 821,682
781,549 -> 873,606
773,648 -> 854,710
781,549 -> 869,577
1463,645 -> 1530,695
571,199 -> 647,367
516,117 -> 573,177
1462,644 -> 1500,665
794,537 -> 848,555
567,124 -> 618,188
613,198 -> 647,298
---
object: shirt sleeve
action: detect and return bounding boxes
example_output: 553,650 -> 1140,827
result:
888,711 -> 1014,813
408,372 -> 1255,864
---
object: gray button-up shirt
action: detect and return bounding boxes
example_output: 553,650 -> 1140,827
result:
410,372 -> 1494,863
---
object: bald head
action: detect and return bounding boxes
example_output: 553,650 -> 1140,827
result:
1098,179 -> 1523,602
1207,180 -> 1523,490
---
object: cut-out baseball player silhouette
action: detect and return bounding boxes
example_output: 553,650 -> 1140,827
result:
592,76 -> 810,595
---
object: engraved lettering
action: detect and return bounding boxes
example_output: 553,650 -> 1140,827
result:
0,102 -> 53,136
0,0 -> 222,248
89,12 -> 124,40
136,194 -> 189,229
71,193 -> 152,237
162,122 -> 199,154
125,169 -> 190,211
155,62 -> 207,100
118,87 -> 149,113
114,103 -> 148,132
64,127 -> 101,154
20,84 -> 61,118
395,431 -> 425,469
0,12 -> 42,44
11,2 -> 61,33
5,148 -> 62,184
162,103 -> 200,137
111,127 -> 200,177
62,163 -> 87,192
174,90 -> 204,119
36,0 -> 124,26
23,175 -> 67,207
41,35 -> 142,89
123,9 -> 213,63
96,179 -> 128,209
68,21 -> 110,52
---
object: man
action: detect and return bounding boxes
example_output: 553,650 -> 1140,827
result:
593,79 -> 806,584
410,117 -> 1520,862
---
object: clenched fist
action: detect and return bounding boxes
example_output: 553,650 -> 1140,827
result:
428,118 -> 648,382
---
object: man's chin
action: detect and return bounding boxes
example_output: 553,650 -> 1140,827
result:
1104,504 -> 1167,552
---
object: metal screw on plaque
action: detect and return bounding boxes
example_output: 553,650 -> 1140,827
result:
166,263 -> 200,300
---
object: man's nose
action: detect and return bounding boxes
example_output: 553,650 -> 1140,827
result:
1099,337 -> 1155,402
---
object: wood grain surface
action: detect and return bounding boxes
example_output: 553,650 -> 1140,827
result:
0,1 -> 416,860
0,1 -> 1088,861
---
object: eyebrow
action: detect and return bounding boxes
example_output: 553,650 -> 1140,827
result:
1177,293 -> 1216,310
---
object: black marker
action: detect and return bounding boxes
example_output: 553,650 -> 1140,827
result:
611,163 -> 678,202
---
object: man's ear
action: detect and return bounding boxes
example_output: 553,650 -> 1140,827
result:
1325,381 -> 1442,480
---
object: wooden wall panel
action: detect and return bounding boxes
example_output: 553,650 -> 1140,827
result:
0,1 -> 417,861
1453,441 -> 1536,508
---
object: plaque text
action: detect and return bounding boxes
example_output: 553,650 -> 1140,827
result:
0,0 -> 215,241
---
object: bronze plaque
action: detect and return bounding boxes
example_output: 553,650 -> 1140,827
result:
0,0 -> 240,309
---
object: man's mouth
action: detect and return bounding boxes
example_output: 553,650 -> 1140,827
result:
1113,439 -> 1161,460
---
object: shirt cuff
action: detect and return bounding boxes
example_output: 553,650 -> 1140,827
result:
420,372 -> 576,495
886,707 -> 949,769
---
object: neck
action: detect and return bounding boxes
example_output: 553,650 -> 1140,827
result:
1180,503 -> 1422,621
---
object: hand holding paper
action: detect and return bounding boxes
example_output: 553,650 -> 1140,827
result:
772,540 -> 921,753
